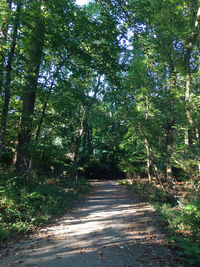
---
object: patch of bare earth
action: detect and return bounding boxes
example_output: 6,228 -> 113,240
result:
0,181 -> 186,266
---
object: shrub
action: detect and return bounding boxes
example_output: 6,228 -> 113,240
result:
0,175 -> 90,244
120,179 -> 200,265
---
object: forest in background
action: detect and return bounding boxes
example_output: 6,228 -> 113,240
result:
0,0 -> 200,264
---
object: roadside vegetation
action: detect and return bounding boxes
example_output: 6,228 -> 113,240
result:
0,172 -> 90,245
0,0 -> 200,264
119,179 -> 200,265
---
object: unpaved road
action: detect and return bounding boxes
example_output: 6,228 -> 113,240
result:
1,181 -> 183,266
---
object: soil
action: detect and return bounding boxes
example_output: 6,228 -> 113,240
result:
0,181 -> 186,266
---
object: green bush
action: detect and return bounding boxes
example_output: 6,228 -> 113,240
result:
169,235 -> 200,265
0,176 -> 90,244
120,180 -> 176,204
120,180 -> 200,265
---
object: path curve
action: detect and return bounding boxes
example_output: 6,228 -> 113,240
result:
1,181 -> 183,266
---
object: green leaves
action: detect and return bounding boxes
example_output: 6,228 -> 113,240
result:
0,174 -> 90,244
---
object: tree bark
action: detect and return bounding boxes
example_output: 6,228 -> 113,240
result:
71,77 -> 100,180
16,3 -> 44,175
0,0 -> 12,93
0,3 -> 21,160
166,61 -> 175,190
144,93 -> 151,182
184,4 -> 200,145
27,55 -> 71,177
184,49 -> 194,145
166,123 -> 173,188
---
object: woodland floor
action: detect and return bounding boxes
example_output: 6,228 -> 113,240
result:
0,181 -> 187,267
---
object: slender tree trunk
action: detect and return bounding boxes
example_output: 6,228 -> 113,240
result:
166,62 -> 175,190
27,56 -> 71,177
33,56 -> 70,145
82,123 -> 92,154
82,122 -> 88,154
27,100 -> 48,179
184,128 -> 189,147
16,3 -> 44,175
153,164 -> 164,187
166,122 -> 173,188
71,78 -> 100,180
184,48 -> 199,144
144,93 -> 151,182
0,3 -> 21,160
87,126 -> 93,154
0,0 -> 12,93
184,49 -> 194,145
145,137 -> 151,182
71,131 -> 83,181
184,4 -> 200,144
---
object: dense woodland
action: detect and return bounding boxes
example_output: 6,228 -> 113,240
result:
0,0 -> 200,264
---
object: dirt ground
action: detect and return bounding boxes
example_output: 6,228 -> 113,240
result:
0,181 -> 186,266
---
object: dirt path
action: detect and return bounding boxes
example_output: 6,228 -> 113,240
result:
1,181 -> 183,266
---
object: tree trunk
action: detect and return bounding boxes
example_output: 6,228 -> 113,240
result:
145,93 -> 151,182
184,49 -> 194,145
166,123 -> 173,189
27,56 -> 71,178
87,126 -> 93,154
0,3 -> 21,160
0,0 -> 12,93
71,133 -> 82,181
16,3 -> 44,175
71,78 -> 100,180
166,62 -> 175,190
184,48 -> 199,144
184,4 -> 200,144
145,137 -> 151,182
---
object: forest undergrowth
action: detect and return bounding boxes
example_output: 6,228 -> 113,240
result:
119,179 -> 200,265
0,171 -> 91,246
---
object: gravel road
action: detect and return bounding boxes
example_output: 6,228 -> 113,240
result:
0,181 -> 184,266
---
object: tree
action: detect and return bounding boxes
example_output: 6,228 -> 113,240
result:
0,1 -> 21,159
15,0 -> 44,174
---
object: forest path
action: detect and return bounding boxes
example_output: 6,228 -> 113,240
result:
1,181 -> 182,267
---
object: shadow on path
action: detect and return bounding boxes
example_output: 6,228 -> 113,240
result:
1,181 -> 183,267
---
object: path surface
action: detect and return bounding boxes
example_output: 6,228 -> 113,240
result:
1,181 -> 183,266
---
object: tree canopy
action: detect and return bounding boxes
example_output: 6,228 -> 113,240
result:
0,0 -> 200,262
0,0 -> 199,183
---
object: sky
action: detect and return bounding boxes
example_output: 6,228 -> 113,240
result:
76,0 -> 90,5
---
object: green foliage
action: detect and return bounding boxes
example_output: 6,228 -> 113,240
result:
158,197 -> 200,236
162,200 -> 200,265
119,180 -> 175,204
120,180 -> 200,264
0,175 -> 90,245
0,0 -> 200,263
170,236 -> 200,265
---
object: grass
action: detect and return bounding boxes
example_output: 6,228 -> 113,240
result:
119,179 -> 200,265
0,174 -> 91,245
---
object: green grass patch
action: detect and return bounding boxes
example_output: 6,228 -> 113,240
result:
0,175 -> 91,245
119,179 -> 200,265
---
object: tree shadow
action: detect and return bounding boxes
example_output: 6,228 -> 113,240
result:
1,181 -> 183,266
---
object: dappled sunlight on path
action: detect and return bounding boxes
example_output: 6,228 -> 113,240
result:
1,181 -> 182,266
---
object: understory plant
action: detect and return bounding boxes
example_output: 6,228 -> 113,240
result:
119,179 -> 200,265
0,174 -> 90,245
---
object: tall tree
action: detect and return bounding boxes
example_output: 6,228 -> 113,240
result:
0,2 -> 21,159
0,0 -> 12,93
16,1 -> 44,174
